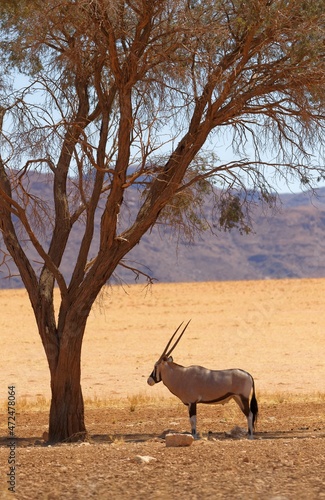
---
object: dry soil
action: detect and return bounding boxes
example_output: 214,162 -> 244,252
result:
0,279 -> 325,499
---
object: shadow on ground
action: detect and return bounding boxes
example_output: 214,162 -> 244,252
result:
1,428 -> 325,447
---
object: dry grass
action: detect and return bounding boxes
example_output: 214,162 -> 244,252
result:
259,391 -> 325,404
1,391 -> 325,415
0,392 -> 167,414
85,392 -> 169,411
1,394 -> 49,413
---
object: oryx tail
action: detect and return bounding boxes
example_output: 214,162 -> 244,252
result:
250,378 -> 258,429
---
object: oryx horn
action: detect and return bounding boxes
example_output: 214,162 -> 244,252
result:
160,320 -> 191,360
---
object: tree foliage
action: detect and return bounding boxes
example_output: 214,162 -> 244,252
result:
0,0 -> 324,441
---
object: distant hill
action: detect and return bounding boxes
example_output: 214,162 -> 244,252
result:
121,187 -> 325,283
1,177 -> 325,288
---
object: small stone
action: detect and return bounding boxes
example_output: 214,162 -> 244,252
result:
134,455 -> 157,464
165,433 -> 194,447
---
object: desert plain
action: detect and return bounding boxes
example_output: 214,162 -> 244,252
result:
0,278 -> 325,499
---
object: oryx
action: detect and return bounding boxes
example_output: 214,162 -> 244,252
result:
147,321 -> 258,439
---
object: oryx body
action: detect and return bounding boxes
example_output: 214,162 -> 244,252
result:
147,321 -> 258,439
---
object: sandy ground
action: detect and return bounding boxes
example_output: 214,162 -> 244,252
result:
1,278 -> 325,401
1,278 -> 325,499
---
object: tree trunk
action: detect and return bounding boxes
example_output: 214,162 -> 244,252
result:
47,331 -> 87,443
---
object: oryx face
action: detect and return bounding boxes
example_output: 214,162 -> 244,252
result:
147,356 -> 174,386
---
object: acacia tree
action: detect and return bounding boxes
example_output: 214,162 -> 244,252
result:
0,0 -> 324,442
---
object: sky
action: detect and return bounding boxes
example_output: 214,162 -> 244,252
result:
6,74 -> 325,196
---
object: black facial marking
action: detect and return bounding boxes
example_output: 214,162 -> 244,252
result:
150,366 -> 161,383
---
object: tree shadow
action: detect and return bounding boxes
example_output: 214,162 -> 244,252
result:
207,429 -> 325,441
1,428 -> 325,447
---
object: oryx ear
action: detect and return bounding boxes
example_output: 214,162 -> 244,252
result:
162,355 -> 173,363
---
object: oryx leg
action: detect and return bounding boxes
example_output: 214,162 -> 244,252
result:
188,402 -> 198,438
233,395 -> 254,439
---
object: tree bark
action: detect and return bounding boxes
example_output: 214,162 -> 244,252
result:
47,327 -> 87,443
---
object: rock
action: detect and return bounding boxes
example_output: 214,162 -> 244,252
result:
134,455 -> 157,464
165,433 -> 194,447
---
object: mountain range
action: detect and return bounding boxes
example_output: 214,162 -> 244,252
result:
123,187 -> 325,283
1,178 -> 325,288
